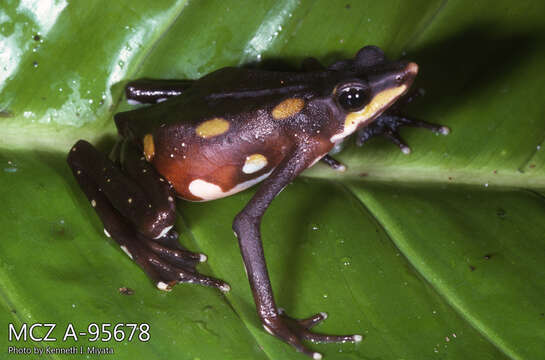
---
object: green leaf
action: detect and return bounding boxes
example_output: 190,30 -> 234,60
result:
1,1 -> 544,359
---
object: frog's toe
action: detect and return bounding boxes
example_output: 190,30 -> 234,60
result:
261,310 -> 362,358
295,312 -> 328,329
320,155 -> 347,172
282,312 -> 361,344
356,113 -> 448,153
147,238 -> 203,267
120,231 -> 227,292
143,248 -> 229,292
178,270 -> 230,292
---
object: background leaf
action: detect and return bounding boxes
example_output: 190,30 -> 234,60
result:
1,1 -> 544,359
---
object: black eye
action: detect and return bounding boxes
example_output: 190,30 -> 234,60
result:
337,87 -> 369,111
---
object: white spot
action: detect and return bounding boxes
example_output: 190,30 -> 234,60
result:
120,245 -> 133,260
219,283 -> 231,292
320,312 -> 328,320
313,352 -> 323,360
156,98 -> 167,103
188,170 -> 274,201
263,324 -> 275,336
233,231 -> 238,238
242,154 -> 267,174
199,253 -> 207,262
353,334 -> 363,342
401,146 -> 411,154
168,196 -> 174,202
104,229 -> 111,238
127,99 -> 143,105
156,281 -> 170,291
76,170 -> 81,175
91,199 -> 96,207
128,197 -> 133,204
153,225 -> 173,239
439,126 -> 450,135
336,164 -> 347,172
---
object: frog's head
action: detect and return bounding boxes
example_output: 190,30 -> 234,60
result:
327,46 -> 418,143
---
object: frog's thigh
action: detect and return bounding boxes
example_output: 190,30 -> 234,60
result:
125,79 -> 194,105
68,139 -> 175,240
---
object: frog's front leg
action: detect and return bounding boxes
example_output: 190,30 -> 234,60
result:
233,147 -> 361,359
67,139 -> 229,292
125,79 -> 194,105
356,90 -> 450,154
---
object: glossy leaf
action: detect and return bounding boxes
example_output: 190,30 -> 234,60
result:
1,1 -> 544,360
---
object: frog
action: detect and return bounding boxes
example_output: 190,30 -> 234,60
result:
67,45 -> 448,359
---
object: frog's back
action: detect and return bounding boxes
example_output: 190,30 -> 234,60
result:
114,67 -> 326,201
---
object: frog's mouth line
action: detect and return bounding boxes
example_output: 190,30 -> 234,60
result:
330,62 -> 418,143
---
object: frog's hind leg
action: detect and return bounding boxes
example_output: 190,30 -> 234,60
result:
67,139 -> 229,292
125,79 -> 194,105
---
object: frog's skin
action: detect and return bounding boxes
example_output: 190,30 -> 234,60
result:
67,46 -> 448,359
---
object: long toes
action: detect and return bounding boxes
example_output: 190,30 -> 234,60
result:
297,312 -> 328,329
147,240 -> 204,267
384,130 -> 411,154
286,336 -> 322,359
300,330 -> 363,344
178,270 -> 231,292
404,119 -> 450,135
145,251 -> 228,292
438,125 -> 450,135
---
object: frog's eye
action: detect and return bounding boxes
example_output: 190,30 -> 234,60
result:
337,87 -> 369,112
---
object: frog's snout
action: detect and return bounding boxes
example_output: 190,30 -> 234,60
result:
405,62 -> 418,77
399,62 -> 418,85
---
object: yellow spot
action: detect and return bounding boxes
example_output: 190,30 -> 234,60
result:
331,85 -> 407,143
272,98 -> 305,119
143,134 -> 155,161
196,118 -> 230,138
242,154 -> 268,174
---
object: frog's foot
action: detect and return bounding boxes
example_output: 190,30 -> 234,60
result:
68,140 -> 229,293
356,113 -> 450,154
320,155 -> 346,172
262,311 -> 362,359
126,230 -> 230,292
